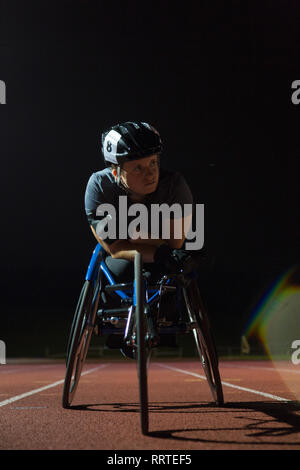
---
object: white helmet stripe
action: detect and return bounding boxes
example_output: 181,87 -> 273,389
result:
103,129 -> 122,164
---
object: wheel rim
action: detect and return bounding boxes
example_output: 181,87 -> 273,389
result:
183,282 -> 224,406
63,277 -> 100,407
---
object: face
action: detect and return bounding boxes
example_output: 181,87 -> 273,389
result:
114,154 -> 160,199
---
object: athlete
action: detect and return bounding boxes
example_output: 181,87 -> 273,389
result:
84,121 -> 198,281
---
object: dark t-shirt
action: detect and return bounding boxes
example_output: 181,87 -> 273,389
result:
84,167 -> 193,245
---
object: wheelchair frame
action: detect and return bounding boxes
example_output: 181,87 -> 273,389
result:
62,243 -> 224,435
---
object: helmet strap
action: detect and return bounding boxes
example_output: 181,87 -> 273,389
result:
116,166 -> 121,186
115,165 -> 130,194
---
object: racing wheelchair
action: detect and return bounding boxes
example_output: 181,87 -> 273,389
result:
62,243 -> 224,435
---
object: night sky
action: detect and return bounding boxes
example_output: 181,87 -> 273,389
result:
0,0 -> 299,355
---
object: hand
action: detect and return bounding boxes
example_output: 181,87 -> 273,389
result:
154,245 -> 198,274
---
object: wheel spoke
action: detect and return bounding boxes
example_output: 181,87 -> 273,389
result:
62,279 -> 100,408
184,280 -> 224,406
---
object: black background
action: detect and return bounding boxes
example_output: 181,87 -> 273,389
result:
0,0 -> 299,356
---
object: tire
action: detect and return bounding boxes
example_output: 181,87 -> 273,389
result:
135,253 -> 149,434
184,280 -> 224,406
65,285 -> 86,367
62,279 -> 99,408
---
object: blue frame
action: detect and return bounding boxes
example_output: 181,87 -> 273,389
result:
85,243 -> 130,301
84,243 -> 170,309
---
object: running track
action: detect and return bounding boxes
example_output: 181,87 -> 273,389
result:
1,359 -> 300,450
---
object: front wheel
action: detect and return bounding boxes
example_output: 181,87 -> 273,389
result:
135,253 -> 149,435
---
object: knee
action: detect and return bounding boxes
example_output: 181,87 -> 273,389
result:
104,256 -> 134,282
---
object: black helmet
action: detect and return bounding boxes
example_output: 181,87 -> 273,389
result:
101,121 -> 163,166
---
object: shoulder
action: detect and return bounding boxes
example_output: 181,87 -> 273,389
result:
86,167 -> 114,189
159,168 -> 193,201
85,168 -> 118,210
159,168 -> 189,187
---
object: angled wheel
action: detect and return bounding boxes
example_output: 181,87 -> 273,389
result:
184,279 -> 224,406
134,253 -> 149,435
65,284 -> 86,366
62,276 -> 100,408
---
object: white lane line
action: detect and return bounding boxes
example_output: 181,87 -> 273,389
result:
0,365 -> 62,374
9,406 -> 48,410
221,363 -> 300,374
0,365 -> 107,408
157,364 -> 292,403
0,368 -> 25,374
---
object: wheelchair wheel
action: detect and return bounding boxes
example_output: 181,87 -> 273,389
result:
134,253 -> 149,435
65,283 -> 86,366
62,279 -> 99,408
184,280 -> 224,406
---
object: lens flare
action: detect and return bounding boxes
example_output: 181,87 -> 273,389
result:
243,265 -> 300,401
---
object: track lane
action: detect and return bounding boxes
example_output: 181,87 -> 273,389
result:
0,359 -> 300,450
157,363 -> 292,402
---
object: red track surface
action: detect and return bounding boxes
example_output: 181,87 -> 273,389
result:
1,358 -> 300,450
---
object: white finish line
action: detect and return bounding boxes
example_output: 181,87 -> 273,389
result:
0,365 -> 107,408
157,364 -> 292,403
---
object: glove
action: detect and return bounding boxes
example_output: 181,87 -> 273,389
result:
172,249 -> 196,274
153,244 -> 179,273
154,245 -> 196,274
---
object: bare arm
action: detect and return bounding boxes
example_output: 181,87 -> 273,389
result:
89,214 -> 191,262
90,225 -> 161,262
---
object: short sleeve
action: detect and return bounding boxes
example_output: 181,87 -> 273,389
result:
84,172 -> 117,245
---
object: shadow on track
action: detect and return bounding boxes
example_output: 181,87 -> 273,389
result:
149,401 -> 300,446
68,401 -> 213,413
68,400 -> 300,446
